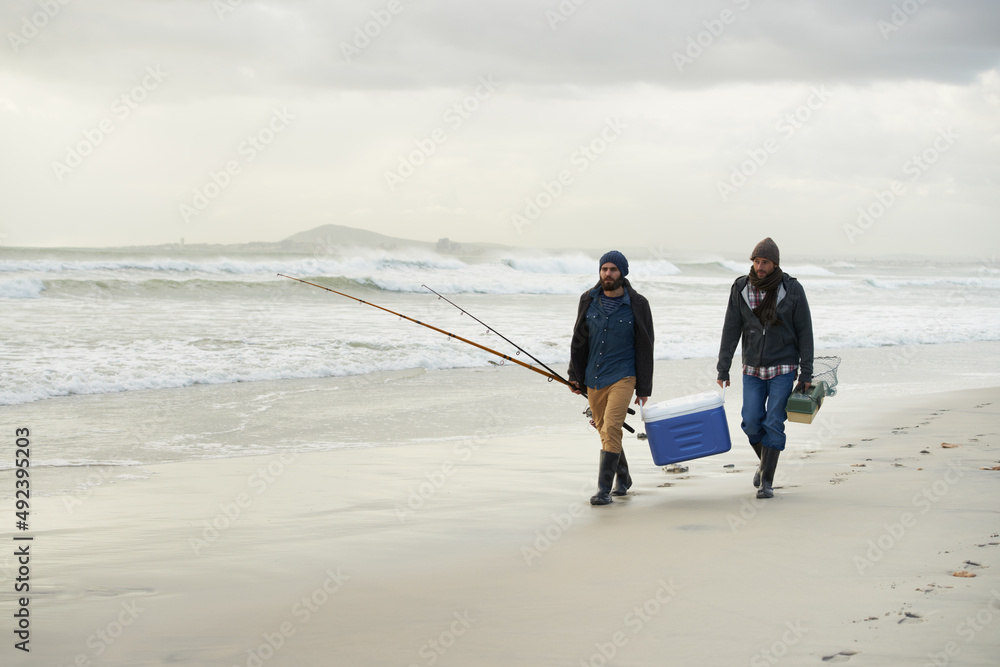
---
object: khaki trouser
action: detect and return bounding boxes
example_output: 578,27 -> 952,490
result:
587,376 -> 636,453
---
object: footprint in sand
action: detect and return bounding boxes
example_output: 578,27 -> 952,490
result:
822,650 -> 859,662
916,583 -> 951,594
898,611 -> 923,624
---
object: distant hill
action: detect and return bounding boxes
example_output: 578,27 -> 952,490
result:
281,224 -> 433,250
280,224 -> 513,257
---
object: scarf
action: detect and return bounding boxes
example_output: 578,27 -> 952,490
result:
747,266 -> 784,327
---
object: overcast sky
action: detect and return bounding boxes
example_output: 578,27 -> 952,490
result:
1,0 -> 998,258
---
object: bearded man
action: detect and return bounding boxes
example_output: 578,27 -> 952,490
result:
569,251 -> 654,506
717,238 -> 814,499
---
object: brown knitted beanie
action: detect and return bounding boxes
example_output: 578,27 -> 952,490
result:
750,237 -> 780,265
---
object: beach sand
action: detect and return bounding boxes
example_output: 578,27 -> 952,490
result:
3,343 -> 1000,666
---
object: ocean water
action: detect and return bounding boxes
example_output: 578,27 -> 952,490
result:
2,244 -> 1000,488
3,245 -> 999,408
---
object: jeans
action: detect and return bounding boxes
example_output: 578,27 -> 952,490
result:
741,372 -> 795,451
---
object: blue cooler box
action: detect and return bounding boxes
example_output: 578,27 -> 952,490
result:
642,391 -> 732,465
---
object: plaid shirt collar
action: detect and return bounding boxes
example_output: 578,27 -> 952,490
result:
743,284 -> 795,379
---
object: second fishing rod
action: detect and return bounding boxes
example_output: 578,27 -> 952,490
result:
278,274 -> 635,431
420,284 -> 637,424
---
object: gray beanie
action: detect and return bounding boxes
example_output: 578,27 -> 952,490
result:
750,238 -> 780,265
599,250 -> 629,276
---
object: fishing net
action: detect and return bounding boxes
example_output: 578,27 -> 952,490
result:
812,356 -> 841,396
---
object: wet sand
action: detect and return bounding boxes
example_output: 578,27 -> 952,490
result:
3,344 -> 1000,666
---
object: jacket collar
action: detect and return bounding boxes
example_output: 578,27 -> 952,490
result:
739,274 -> 788,309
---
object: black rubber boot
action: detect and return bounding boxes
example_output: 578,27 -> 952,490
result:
612,449 -> 632,496
756,446 -> 781,499
590,450 -> 621,506
751,442 -> 763,488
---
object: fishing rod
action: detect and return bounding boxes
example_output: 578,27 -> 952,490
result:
277,274 -> 566,385
420,284 -> 637,420
421,284 -> 567,383
278,274 -> 635,433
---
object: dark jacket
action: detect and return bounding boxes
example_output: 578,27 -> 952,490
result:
717,273 -> 814,384
569,278 -> 654,397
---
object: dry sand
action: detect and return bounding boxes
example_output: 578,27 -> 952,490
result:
3,352 -> 1000,666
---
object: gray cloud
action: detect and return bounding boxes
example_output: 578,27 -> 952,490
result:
3,0 -> 999,93
1,0 -> 997,254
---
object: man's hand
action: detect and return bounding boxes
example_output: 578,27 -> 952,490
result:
717,379 -> 730,388
794,381 -> 812,393
635,396 -> 648,407
569,381 -> 582,395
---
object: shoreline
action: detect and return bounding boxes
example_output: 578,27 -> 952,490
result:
2,339 -> 999,473
2,342 -> 998,665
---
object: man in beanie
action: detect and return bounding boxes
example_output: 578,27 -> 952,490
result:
569,250 -> 654,505
716,238 -> 814,499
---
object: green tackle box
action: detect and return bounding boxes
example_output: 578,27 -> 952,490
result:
786,382 -> 827,424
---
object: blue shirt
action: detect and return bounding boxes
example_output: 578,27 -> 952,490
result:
584,287 -> 636,390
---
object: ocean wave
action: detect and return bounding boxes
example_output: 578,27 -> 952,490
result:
26,270 -> 591,298
501,252 -> 596,274
5,315 -> 998,408
0,458 -> 145,471
629,259 -> 682,277
784,264 -> 836,277
0,277 -> 45,298
713,260 -> 836,277
0,249 -> 471,277
863,277 -> 1000,290
718,260 -> 750,273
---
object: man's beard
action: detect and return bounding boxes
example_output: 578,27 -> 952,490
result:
602,275 -> 624,291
